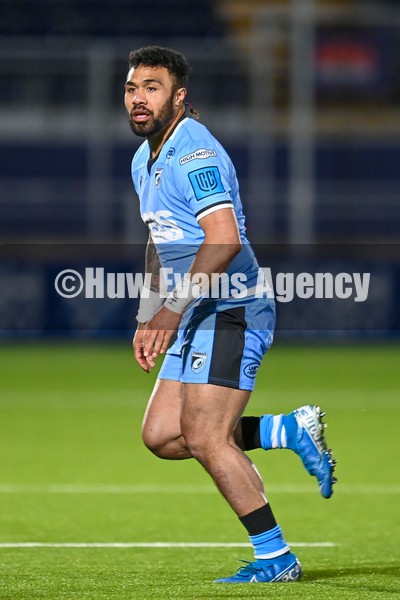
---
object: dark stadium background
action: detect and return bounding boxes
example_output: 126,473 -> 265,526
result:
0,0 -> 399,339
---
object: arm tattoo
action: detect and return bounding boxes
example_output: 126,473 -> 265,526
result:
145,237 -> 161,293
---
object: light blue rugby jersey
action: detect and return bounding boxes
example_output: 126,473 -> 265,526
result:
131,116 -> 260,293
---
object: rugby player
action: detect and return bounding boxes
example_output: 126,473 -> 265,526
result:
126,46 -> 336,583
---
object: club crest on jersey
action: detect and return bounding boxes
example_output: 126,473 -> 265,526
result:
191,351 -> 207,374
155,168 -> 163,188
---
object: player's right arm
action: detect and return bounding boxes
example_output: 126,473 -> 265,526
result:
133,236 -> 164,372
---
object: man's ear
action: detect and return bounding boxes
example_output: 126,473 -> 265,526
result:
175,87 -> 187,106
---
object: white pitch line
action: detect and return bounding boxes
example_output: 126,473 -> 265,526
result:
0,484 -> 215,495
0,542 -> 336,549
0,483 -> 399,494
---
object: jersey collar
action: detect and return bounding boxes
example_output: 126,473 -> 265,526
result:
147,115 -> 188,174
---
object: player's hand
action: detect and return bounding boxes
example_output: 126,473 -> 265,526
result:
132,322 -> 151,373
143,306 -> 181,369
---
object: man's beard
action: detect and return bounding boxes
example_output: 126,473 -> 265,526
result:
128,95 -> 176,138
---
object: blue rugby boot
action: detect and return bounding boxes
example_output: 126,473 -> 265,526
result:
292,405 -> 337,499
214,552 -> 302,583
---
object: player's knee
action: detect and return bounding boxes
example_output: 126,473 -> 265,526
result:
181,424 -> 213,464
141,427 -> 168,458
143,438 -> 170,459
142,425 -> 184,459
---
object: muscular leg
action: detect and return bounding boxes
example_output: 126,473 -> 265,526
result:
142,378 -> 258,460
141,379 -> 191,459
142,380 -> 299,580
181,383 -> 266,517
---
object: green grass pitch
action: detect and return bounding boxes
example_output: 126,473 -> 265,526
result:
0,341 -> 399,599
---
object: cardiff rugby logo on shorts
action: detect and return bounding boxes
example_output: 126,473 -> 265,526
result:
243,362 -> 260,378
191,351 -> 207,374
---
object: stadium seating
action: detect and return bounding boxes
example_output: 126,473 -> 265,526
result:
0,0 -> 223,38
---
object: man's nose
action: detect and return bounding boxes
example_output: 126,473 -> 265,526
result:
132,90 -> 146,105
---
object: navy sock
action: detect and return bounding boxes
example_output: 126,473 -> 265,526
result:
240,416 -> 261,450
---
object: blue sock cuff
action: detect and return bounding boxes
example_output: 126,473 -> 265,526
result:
259,413 -> 298,450
259,414 -> 274,449
250,525 -> 283,545
250,525 -> 289,558
282,413 -> 298,451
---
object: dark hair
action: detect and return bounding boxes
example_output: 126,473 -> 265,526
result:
128,46 -> 190,89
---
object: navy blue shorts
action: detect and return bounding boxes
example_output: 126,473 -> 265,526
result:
158,294 -> 275,391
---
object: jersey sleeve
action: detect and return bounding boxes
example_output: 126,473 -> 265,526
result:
173,140 -> 234,222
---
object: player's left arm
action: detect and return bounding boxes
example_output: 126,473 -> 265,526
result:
185,206 -> 241,275
142,207 -> 241,363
